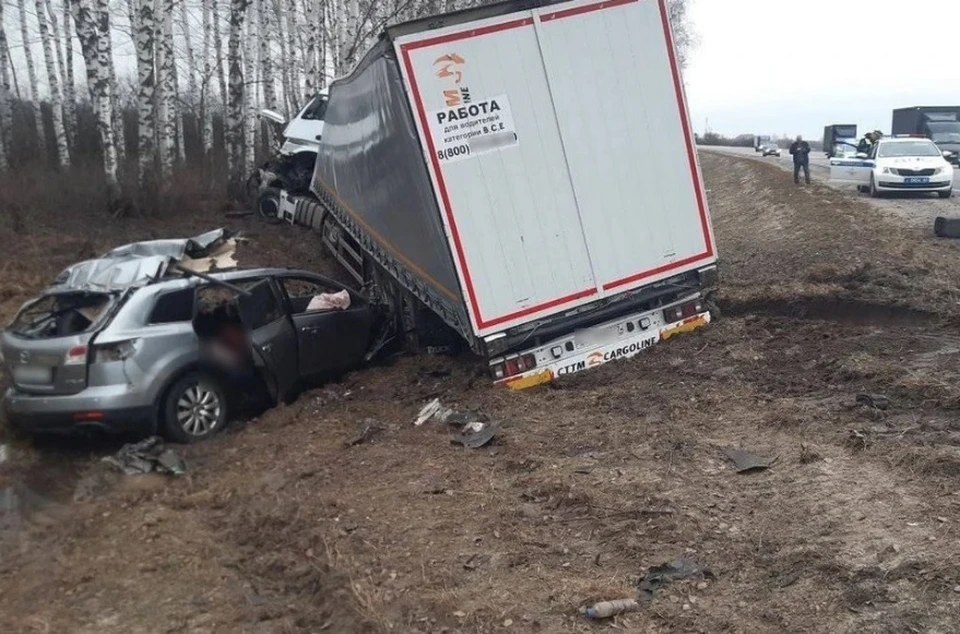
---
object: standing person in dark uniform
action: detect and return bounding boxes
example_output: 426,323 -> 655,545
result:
789,134 -> 811,184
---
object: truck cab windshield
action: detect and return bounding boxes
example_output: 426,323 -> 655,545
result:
928,122 -> 960,144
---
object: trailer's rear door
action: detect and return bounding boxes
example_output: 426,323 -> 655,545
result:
395,0 -> 715,337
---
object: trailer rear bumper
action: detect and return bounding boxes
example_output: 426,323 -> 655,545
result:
491,293 -> 711,389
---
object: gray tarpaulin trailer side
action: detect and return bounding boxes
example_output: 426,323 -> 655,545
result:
282,0 -> 718,381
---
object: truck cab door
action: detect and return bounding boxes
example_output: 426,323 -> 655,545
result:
282,93 -> 328,148
237,279 -> 300,403
830,147 -> 874,186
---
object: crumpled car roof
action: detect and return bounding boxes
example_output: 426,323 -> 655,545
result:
49,229 -> 231,293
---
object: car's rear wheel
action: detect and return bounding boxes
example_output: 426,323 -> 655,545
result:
161,372 -> 228,443
938,189 -> 953,199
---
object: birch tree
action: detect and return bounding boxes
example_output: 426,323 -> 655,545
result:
226,0 -> 250,186
156,0 -> 176,175
272,0 -> 293,116
179,0 -> 198,99
18,0 -> 46,155
96,0 -> 124,163
242,5 -> 255,175
70,0 -> 120,198
62,0 -> 76,135
302,0 -> 318,96
256,0 -> 275,111
44,0 -> 77,144
201,0 -> 213,154
283,0 -> 301,104
132,0 -> 156,184
35,0 -> 70,166
0,1 -> 12,169
212,0 -> 227,123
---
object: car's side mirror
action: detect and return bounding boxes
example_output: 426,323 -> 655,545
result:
856,152 -> 868,159
943,151 -> 953,158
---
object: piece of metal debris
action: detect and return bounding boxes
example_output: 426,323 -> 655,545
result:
856,393 -> 890,411
343,421 -> 383,448
638,559 -> 712,601
451,421 -> 499,449
724,447 -> 776,473
414,398 -> 452,426
102,437 -> 186,475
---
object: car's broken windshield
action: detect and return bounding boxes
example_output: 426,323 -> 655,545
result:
9,293 -> 113,339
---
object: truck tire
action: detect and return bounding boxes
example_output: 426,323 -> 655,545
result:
257,187 -> 283,224
934,216 -> 960,237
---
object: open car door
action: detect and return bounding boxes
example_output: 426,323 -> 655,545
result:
237,280 -> 300,403
830,148 -> 874,187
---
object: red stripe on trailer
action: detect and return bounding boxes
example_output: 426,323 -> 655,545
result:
400,0 -> 715,331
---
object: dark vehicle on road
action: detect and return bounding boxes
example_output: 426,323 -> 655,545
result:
823,124 -> 858,158
1,231 -> 378,442
892,107 -> 960,165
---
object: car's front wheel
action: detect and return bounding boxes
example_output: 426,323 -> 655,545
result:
869,175 -> 881,198
939,189 -> 953,199
161,372 -> 228,443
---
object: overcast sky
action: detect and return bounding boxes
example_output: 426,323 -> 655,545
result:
683,0 -> 960,140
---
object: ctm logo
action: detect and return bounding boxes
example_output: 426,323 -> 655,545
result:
433,53 -> 470,107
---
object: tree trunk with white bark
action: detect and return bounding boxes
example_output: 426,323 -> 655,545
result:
243,2 -> 256,176
45,0 -> 77,146
226,0 -> 250,187
201,0 -> 213,154
96,0 -> 125,164
284,0 -> 302,104
302,0 -> 318,96
0,1 -> 11,169
272,0 -> 293,117
69,0 -> 120,199
19,0 -> 47,157
212,0 -> 228,125
156,0 -> 176,175
179,0 -> 198,99
131,0 -> 156,185
257,0 -> 276,110
35,0 -> 70,167
62,0 -> 77,137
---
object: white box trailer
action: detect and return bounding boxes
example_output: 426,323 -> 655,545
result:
279,0 -> 719,388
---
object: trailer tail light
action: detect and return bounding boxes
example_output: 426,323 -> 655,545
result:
490,353 -> 538,380
663,300 -> 704,325
64,345 -> 89,365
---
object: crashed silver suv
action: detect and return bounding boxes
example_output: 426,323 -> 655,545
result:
1,230 -> 375,442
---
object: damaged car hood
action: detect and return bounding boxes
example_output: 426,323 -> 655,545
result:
50,229 -> 237,292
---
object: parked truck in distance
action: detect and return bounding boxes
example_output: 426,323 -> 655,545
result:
754,135 -> 771,152
264,0 -> 719,388
892,107 -> 960,165
823,124 -> 858,158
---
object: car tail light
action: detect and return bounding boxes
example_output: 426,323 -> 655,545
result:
490,353 -> 537,380
64,345 -> 89,365
663,300 -> 704,324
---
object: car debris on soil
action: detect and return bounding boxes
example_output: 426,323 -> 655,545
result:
638,559 -> 713,601
724,447 -> 777,473
102,437 -> 186,476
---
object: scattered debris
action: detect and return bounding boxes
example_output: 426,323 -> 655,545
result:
414,398 -> 452,426
462,553 -> 490,570
584,598 -> 640,619
777,571 -> 801,588
0,444 -> 8,465
343,420 -> 383,448
574,465 -> 594,475
451,421 -> 499,449
724,447 -> 776,473
445,410 -> 488,427
102,437 -> 186,476
856,393 -> 891,411
638,559 -> 712,601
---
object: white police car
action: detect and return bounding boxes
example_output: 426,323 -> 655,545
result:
830,137 -> 954,199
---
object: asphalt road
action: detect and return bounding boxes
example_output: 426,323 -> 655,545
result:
702,145 -> 960,232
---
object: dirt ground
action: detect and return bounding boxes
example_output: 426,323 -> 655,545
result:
4,153 -> 960,633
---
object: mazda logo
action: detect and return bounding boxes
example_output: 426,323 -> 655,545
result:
19,350 -> 30,364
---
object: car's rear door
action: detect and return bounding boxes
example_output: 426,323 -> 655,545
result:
277,275 -> 372,380
236,279 -> 300,403
830,147 -> 874,186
